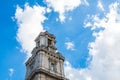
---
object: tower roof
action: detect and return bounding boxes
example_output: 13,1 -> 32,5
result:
35,31 -> 56,42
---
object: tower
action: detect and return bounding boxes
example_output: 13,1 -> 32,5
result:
25,31 -> 68,80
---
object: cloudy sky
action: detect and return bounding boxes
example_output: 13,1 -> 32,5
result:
0,0 -> 120,80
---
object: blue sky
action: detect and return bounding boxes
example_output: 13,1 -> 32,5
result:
0,0 -> 120,80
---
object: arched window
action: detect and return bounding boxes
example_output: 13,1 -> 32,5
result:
51,62 -> 56,71
49,59 -> 57,72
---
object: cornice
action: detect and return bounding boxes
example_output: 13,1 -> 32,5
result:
26,67 -> 67,80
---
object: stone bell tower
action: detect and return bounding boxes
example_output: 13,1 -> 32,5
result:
25,31 -> 68,80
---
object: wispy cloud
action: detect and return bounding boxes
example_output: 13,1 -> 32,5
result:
8,68 -> 14,80
97,0 -> 104,11
65,41 -> 75,51
9,68 -> 14,77
45,0 -> 89,22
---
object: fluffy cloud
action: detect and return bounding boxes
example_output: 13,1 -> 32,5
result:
15,3 -> 46,58
65,61 -> 91,80
87,2 -> 120,80
45,0 -> 89,22
14,1 -> 120,80
65,2 -> 120,80
65,41 -> 75,51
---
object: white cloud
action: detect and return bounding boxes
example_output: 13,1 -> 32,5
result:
9,68 -> 14,77
15,3 -> 46,58
97,0 -> 104,11
87,2 -> 120,80
65,41 -> 75,51
81,0 -> 89,6
45,0 -> 89,22
65,2 -> 120,80
65,61 -> 91,80
46,7 -> 52,13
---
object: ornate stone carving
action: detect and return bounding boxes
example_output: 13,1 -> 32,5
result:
25,31 -> 69,80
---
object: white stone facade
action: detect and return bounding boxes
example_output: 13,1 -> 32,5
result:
25,31 -> 68,80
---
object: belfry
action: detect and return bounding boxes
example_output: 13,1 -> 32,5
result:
25,31 -> 68,80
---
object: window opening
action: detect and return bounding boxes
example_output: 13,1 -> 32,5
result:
50,62 -> 57,72
48,39 -> 52,46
